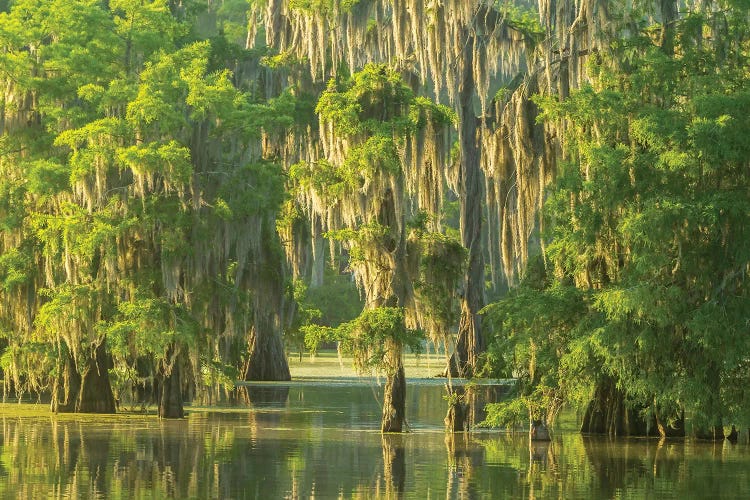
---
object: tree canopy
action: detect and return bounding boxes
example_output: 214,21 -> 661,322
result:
0,0 -> 748,440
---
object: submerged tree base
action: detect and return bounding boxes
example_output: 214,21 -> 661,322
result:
158,344 -> 184,419
382,366 -> 406,433
244,324 -> 292,382
53,341 -> 116,415
531,420 -> 551,441
51,351 -> 81,414
581,378 -> 655,437
444,386 -> 469,433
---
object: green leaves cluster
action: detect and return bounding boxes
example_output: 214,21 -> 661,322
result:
409,228 -> 467,338
495,1 -> 544,44
485,6 -> 750,432
0,0 -> 297,405
316,64 -> 454,138
304,307 -> 423,375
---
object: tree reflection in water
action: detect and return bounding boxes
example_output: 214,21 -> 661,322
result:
445,432 -> 484,499
239,384 -> 291,408
381,434 -> 405,498
0,387 -> 749,498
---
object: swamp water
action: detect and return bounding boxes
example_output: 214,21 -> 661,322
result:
0,380 -> 749,499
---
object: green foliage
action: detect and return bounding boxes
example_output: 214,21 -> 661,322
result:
316,64 -> 415,136
305,271 -> 364,328
305,307 -> 423,375
481,276 -> 587,423
26,160 -> 70,198
0,248 -> 34,291
118,141 -> 193,186
495,1 -> 544,43
301,324 -> 337,354
284,280 -> 322,354
290,159 -> 347,201
301,63 -> 457,251
261,50 -> 307,70
218,88 -> 297,139
126,41 -> 235,132
105,296 -> 199,360
409,229 -> 466,337
217,161 -> 286,217
0,181 -> 28,232
34,283 -> 107,345
409,97 -> 457,130
326,222 -> 393,265
481,395 -> 529,429
199,357 -> 239,389
0,0 -> 297,405
345,135 -> 401,177
110,0 -> 185,64
487,8 -> 750,430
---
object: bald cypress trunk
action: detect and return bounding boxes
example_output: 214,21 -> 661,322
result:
444,386 -> 468,432
655,408 -> 685,438
244,283 -> 291,381
244,227 -> 292,382
452,33 -> 485,378
381,364 -> 406,433
244,319 -> 291,381
158,343 -> 184,419
581,377 -> 655,436
51,347 -> 81,414
76,339 -> 116,414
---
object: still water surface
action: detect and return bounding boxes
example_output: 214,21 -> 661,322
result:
0,380 -> 749,499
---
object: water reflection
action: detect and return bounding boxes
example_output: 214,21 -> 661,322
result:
445,433 -> 483,499
0,383 -> 748,498
239,385 -> 291,407
381,434 -> 405,498
529,438 -> 555,470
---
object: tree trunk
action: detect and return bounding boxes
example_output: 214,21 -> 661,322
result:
451,32 -> 485,378
655,407 -> 685,438
310,217 -> 325,288
244,318 -> 291,381
158,343 -> 184,419
51,346 -> 81,413
581,376 -> 655,436
530,419 -> 551,441
694,423 -> 724,441
381,364 -> 406,433
244,247 -> 291,381
132,357 -> 156,409
659,0 -> 678,56
726,425 -> 738,443
76,339 -> 116,414
693,419 -> 724,441
444,386 -> 468,432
